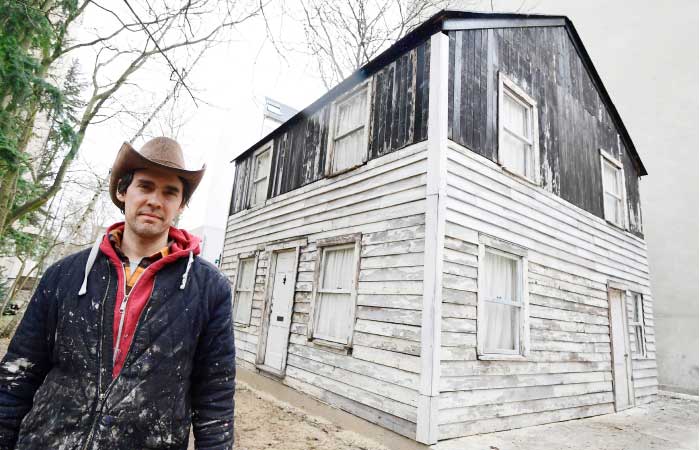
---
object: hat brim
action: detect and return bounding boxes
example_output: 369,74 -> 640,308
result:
109,142 -> 205,209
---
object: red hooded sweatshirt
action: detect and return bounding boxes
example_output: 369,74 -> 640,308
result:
99,222 -> 201,378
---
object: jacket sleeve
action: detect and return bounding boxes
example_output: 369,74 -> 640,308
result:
191,272 -> 236,450
0,265 -> 57,449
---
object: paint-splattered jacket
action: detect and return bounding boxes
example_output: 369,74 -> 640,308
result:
0,230 -> 235,450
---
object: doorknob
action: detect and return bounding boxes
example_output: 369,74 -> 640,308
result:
282,275 -> 287,284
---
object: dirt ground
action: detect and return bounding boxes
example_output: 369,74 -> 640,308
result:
229,383 -> 388,450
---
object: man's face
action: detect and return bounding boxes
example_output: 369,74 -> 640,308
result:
116,169 -> 185,240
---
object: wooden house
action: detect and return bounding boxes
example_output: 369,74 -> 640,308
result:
222,10 -> 657,445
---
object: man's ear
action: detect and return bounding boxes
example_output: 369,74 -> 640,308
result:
116,189 -> 126,203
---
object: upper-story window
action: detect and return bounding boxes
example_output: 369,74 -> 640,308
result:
498,73 -> 540,183
250,144 -> 271,206
600,149 -> 627,228
326,83 -> 371,176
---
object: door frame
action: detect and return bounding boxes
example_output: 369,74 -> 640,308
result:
607,281 -> 635,411
255,238 -> 306,376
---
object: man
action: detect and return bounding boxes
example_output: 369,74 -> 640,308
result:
0,137 -> 235,449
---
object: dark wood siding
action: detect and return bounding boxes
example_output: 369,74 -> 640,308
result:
269,108 -> 330,198
230,39 -> 431,214
368,39 -> 431,158
447,27 -> 644,237
229,156 -> 253,215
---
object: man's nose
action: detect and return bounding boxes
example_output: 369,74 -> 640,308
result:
146,192 -> 163,208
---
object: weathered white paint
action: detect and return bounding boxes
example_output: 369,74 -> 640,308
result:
258,249 -> 298,374
608,287 -> 635,410
416,31 -> 449,446
435,141 -> 656,440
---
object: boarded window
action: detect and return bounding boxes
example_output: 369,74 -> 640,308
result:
601,153 -> 625,227
233,258 -> 255,324
498,73 -> 539,183
251,147 -> 271,206
629,292 -> 647,357
328,85 -> 369,175
312,242 -> 359,345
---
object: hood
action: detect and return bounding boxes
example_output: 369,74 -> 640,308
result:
78,222 -> 201,296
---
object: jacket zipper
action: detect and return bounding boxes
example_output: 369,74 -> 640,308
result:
81,267 -> 160,450
114,264 -> 140,365
81,260 -> 111,450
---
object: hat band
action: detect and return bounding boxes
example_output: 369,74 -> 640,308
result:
148,157 -> 186,170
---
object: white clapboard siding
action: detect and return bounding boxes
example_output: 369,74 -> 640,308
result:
283,375 -> 417,438
445,145 -> 650,288
438,403 -> 614,439
222,145 -> 429,437
440,371 -> 612,392
437,142 -> 655,439
439,381 -> 612,409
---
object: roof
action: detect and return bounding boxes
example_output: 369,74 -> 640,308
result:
234,10 -> 646,176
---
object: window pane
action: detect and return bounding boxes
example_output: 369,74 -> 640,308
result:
315,292 -> 353,343
604,193 -> 621,224
332,129 -> 365,173
484,302 -> 519,352
238,259 -> 255,290
255,151 -> 270,179
253,179 -> 267,205
336,89 -> 367,136
234,291 -> 253,323
602,160 -> 619,195
484,251 -> 518,304
634,326 -> 644,355
321,247 -> 354,290
501,132 -> 529,177
503,92 -> 528,137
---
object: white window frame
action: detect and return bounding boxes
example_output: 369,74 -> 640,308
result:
233,253 -> 258,326
498,72 -> 541,185
477,235 -> 530,360
599,149 -> 628,229
250,143 -> 272,207
325,82 -> 372,177
307,234 -> 362,349
628,291 -> 647,358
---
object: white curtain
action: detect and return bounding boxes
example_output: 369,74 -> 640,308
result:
234,259 -> 254,323
332,89 -> 367,173
315,246 -> 354,343
483,251 -> 520,352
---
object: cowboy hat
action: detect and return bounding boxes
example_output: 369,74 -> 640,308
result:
109,137 -> 205,209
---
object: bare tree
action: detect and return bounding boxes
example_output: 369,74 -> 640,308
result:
0,0 -> 261,238
294,0 -> 448,90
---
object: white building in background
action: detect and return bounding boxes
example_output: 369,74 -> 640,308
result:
192,97 -> 298,267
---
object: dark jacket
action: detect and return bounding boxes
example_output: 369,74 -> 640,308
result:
0,236 -> 235,449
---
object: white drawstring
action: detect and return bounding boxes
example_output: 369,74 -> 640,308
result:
78,235 -> 104,296
180,251 -> 194,290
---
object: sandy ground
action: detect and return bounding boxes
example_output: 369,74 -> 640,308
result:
229,383 -> 388,450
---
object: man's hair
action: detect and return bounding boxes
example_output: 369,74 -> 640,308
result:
116,170 -> 191,214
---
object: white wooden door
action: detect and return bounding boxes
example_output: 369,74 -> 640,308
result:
608,288 -> 635,410
263,250 -> 296,372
